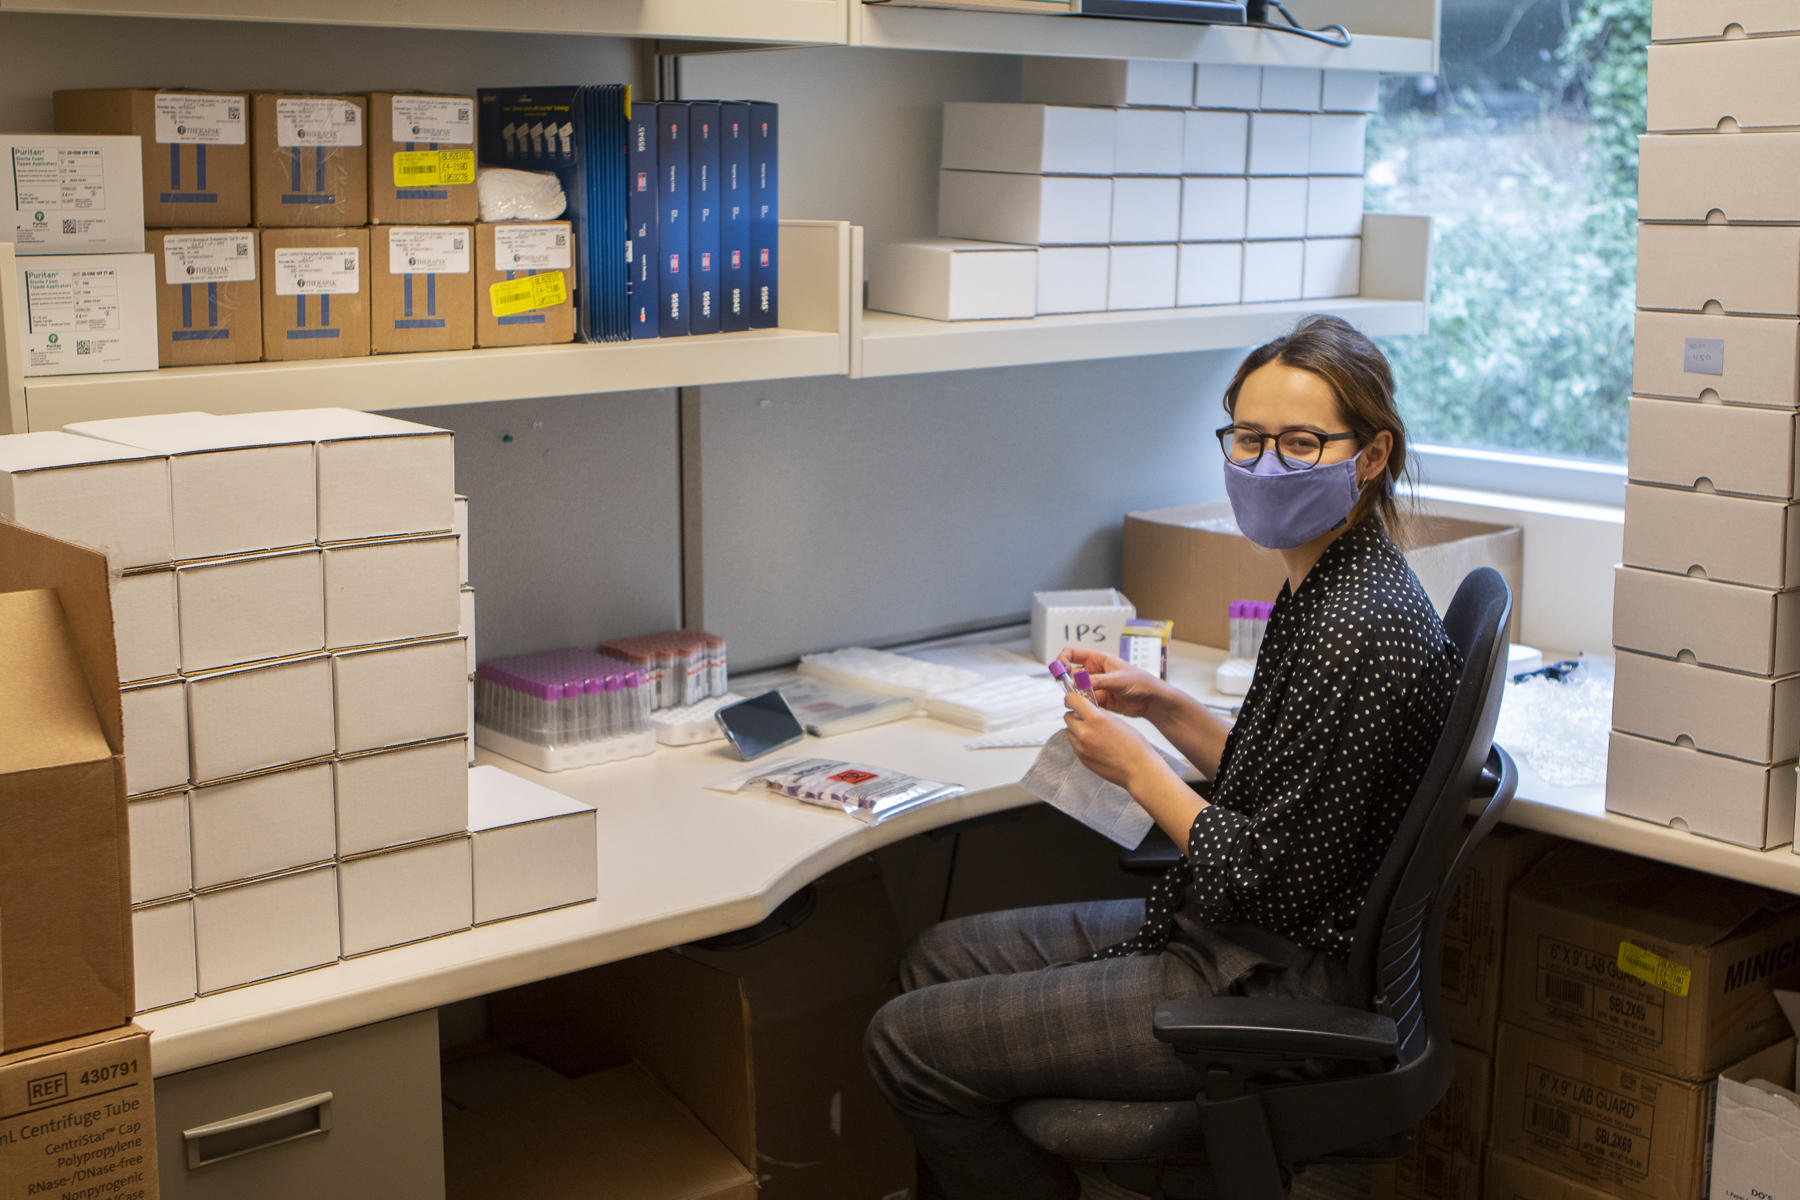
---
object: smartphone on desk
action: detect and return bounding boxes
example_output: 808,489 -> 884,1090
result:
716,690 -> 807,761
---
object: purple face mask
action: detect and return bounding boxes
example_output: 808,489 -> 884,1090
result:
1222,450 -> 1363,550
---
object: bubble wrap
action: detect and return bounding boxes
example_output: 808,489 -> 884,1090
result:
1492,656 -> 1614,787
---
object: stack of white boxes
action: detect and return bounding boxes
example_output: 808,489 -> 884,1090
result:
875,61 -> 1373,321
1608,14 -> 1800,853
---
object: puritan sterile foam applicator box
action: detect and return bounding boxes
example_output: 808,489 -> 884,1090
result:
338,835 -> 472,956
1606,728 -> 1794,849
1,134 -> 146,253
468,764 -> 598,924
1194,63 -> 1262,110
1246,177 -> 1308,240
1261,66 -> 1322,112
14,253 -> 159,376
1113,108 -> 1183,176
866,239 -> 1038,322
0,430 -> 174,568
1307,176 -> 1364,239
55,88 -> 250,229
189,760 -> 335,889
1248,113 -> 1312,176
1612,649 -> 1800,764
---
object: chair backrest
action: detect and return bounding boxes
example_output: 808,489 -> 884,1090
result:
1343,567 -> 1513,1065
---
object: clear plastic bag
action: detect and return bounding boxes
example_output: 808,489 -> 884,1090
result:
476,167 -> 567,221
712,757 -> 963,823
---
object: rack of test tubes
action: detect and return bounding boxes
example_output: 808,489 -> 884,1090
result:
599,630 -> 729,711
474,648 -> 656,771
1215,600 -> 1272,696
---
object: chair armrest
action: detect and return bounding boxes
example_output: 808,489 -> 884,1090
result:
1152,997 -> 1399,1060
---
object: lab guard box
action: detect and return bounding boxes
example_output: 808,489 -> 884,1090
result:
1484,1149 -> 1632,1200
1490,1022 -> 1711,1200
1612,564 -> 1800,676
1648,38 -> 1800,132
1628,397 -> 1797,498
1441,824 -> 1560,1052
1605,729 -> 1795,850
14,254 -> 159,377
1631,311 -> 1800,407
0,1025 -> 159,1200
1,133 -> 146,253
1710,991 -> 1800,1200
1502,843 -> 1800,1080
146,229 -> 262,366
1369,1044 -> 1489,1200
371,225 -> 474,354
54,88 -> 248,229
259,226 -> 370,360
1637,223 -> 1800,317
474,221 -> 576,346
367,92 -> 479,226
249,92 -> 367,227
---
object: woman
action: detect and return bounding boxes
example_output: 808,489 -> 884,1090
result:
864,315 -> 1462,1200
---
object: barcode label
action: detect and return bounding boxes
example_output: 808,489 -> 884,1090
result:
1531,1102 -> 1572,1138
76,340 -> 92,355
1545,975 -> 1586,1008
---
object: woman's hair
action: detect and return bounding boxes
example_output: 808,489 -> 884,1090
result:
1222,314 -> 1411,537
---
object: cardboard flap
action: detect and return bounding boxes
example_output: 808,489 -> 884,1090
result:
0,590 -> 110,772
1778,989 -> 1800,1038
1520,843 -> 1774,946
0,523 -> 123,753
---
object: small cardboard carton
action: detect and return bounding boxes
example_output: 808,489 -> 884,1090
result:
335,736 -> 469,857
1181,175 -> 1248,242
1605,729 -> 1795,850
1109,244 -> 1178,310
175,548 -> 326,672
1630,311 -> 1800,407
1036,244 -> 1110,314
1194,63 -> 1262,109
467,765 -> 597,924
1502,842 -> 1800,1079
1637,223 -> 1800,317
1114,108 -> 1184,176
939,102 -> 1116,176
1621,483 -> 1800,589
119,678 -> 187,797
1652,0 -> 1800,42
14,253 -> 159,377
1262,65 -> 1323,112
1242,239 -> 1305,303
0,133 -> 146,253
146,228 -> 262,366
938,169 -> 1113,246
370,224 -> 474,353
1113,175 -> 1183,242
1021,57 -> 1195,109
55,87 -> 249,229
1491,1021 -> 1711,1200
338,834 -> 472,956
259,226 -> 371,360
1611,649 -> 1800,764
1310,114 -> 1367,175
1248,112 -> 1311,176
1484,1148 -> 1630,1200
1307,175 -> 1364,238
333,637 -> 468,754
1611,565 -> 1800,676
867,238 -> 1038,322
0,430 -> 174,569
1370,1044 -> 1489,1200
250,92 -> 367,226
474,221 -> 577,347
1246,177 -> 1307,240
131,896 -> 195,1012
1440,824 -> 1560,1052
1303,237 -> 1361,300
1711,990 -> 1800,1200
367,92 -> 479,226
112,567 -> 179,683
1177,242 -> 1244,307
1628,397 -> 1796,499
186,654 -> 335,784
1648,38 -> 1800,133
189,760 -> 335,890
127,788 -> 189,904
322,534 -> 460,650
1181,110 -> 1249,176
1322,69 -> 1381,113
0,1025 -> 160,1200
193,863 -> 338,993
1639,130 -> 1800,224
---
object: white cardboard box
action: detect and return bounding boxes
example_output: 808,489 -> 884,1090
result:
1612,565 -> 1800,676
231,408 -> 456,543
1246,177 -> 1309,240
132,897 -> 196,1012
1243,239 -> 1305,303
187,654 -> 335,783
0,431 -> 173,568
1307,176 -> 1365,239
1031,587 -> 1136,663
1309,114 -> 1367,175
1303,237 -> 1362,300
1193,64 -> 1262,110
1177,242 -> 1244,307
2,135 -> 146,254
939,102 -> 1116,176
176,547 -> 325,672
468,765 -> 599,924
1637,224 -> 1800,317
938,170 -> 1113,246
1631,311 -> 1800,407
866,238 -> 1039,321
1321,70 -> 1381,113
1181,110 -> 1249,176
127,789 -> 190,904
460,586 -> 477,675
454,494 -> 469,584
66,411 -> 317,559
121,678 -> 189,796
323,534 -> 461,649
1111,177 -> 1182,243
1622,483 -> 1800,589
1712,992 -> 1800,1199
16,254 -> 159,377
1114,108 -> 1184,176
1247,113 -> 1311,176
333,636 -> 468,754
338,836 -> 473,956
1260,66 -> 1322,112
335,736 -> 470,856
1612,649 -> 1800,764
1629,396 -> 1796,499
1036,245 -> 1110,314
1606,730 -> 1795,850
193,864 -> 338,993
1180,177 -> 1248,242
1107,244 -> 1178,311
1021,57 -> 1193,108
189,761 -> 336,889
112,568 -> 179,683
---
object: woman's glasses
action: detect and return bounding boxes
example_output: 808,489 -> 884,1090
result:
1216,424 -> 1360,470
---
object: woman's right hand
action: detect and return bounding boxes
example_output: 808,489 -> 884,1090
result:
1056,648 -> 1169,720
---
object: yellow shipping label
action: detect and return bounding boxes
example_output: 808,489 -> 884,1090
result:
1617,942 -> 1692,997
392,149 -> 475,188
489,271 -> 568,317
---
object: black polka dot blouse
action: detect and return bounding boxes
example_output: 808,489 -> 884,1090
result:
1090,517 -> 1462,962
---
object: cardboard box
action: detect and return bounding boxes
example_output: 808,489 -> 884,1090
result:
146,228 -> 261,366
367,92 -> 479,225
190,760 -> 335,889
937,170 -> 1113,245
15,253 -> 159,377
1652,0 -> 1800,42
334,736 -> 469,856
1370,1044 -> 1489,1200
1629,397 -> 1796,498
193,863 -> 338,993
1631,311 -> 1799,406
939,102 -> 1116,176
1503,842 -> 1800,1079
339,835 -> 472,956
333,636 -> 468,754
1,133 -> 146,253
1648,39 -> 1800,132
1490,1022 -> 1711,1200
1637,223 -> 1800,316
1246,176 -> 1309,240
1181,109 -> 1249,176
1612,649 -> 1800,764
0,1025 -> 160,1199
66,411 -> 317,560
1242,239 -> 1305,303
1622,483 -> 1800,589
1612,564 -> 1800,675
371,224 -> 474,353
1261,66 -> 1322,112
866,238 -> 1039,321
120,678 -> 188,797
1036,244 -> 1109,314
250,92 -> 367,226
1322,69 -> 1381,113
132,896 -> 195,1012
1248,113 -> 1312,176
1307,175 -> 1364,239
322,534 -> 460,649
1178,241 -> 1244,306
454,494 -> 469,583
112,568 -> 178,683
186,654 -> 335,783
1310,114 -> 1367,175
1711,992 -> 1800,1200
1031,587 -> 1136,663
175,548 -> 325,672
1640,131 -> 1800,224
1194,63 -> 1262,110
1484,1149 -> 1635,1200
1441,824 -> 1559,1052
468,765 -> 598,924
1124,500 -> 1524,647
474,221 -> 577,347
1304,237 -> 1361,299
259,225 -> 371,360
1108,244 -> 1178,310
1021,57 -> 1194,108
127,789 -> 189,904
1180,176 -> 1247,242
0,431 -> 173,569
55,87 -> 249,229
1114,108 -> 1184,176
461,586 -> 477,674
1606,730 -> 1795,849
444,1062 -> 755,1200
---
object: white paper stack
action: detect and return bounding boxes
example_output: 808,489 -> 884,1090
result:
797,647 -> 986,705
925,676 -> 1067,732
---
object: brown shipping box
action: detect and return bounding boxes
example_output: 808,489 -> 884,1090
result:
54,88 -> 250,228
0,1025 -> 158,1200
146,229 -> 261,366
0,523 -> 132,1054
1604,730 -> 1795,851
1610,565 -> 1800,677
250,93 -> 367,227
1648,38 -> 1800,133
260,227 -> 370,360
367,93 -> 479,225
1611,649 -> 1800,765
1638,130 -> 1800,224
1122,500 -> 1521,648
371,225 -> 474,353
1630,311 -> 1800,407
1627,397 -> 1797,499
1621,482 -> 1800,590
1503,842 -> 1800,1079
1370,1044 -> 1490,1200
1636,223 -> 1800,318
1651,0 -> 1800,42
1441,824 -> 1559,1052
1490,1022 -> 1710,1200
475,222 -> 577,347
1484,1149 -> 1632,1200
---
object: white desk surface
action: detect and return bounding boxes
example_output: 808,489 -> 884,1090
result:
139,641 -> 1800,1076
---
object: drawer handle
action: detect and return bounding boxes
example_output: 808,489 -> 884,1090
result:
183,1092 -> 334,1169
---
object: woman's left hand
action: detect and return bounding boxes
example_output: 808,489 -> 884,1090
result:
1063,692 -> 1164,790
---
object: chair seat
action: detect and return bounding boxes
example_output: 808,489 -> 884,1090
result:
1013,1096 -> 1409,1164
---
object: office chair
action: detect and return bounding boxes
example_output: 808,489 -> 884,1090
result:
1011,567 -> 1518,1200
